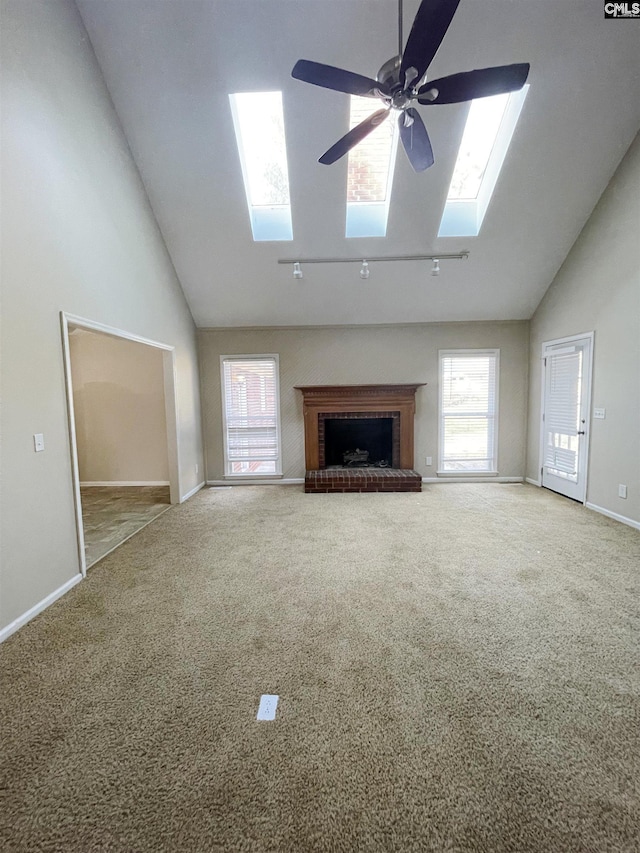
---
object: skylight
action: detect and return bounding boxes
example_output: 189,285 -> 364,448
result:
438,85 -> 529,237
229,91 -> 293,241
346,97 -> 398,238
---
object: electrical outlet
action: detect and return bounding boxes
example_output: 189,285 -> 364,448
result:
256,694 -> 279,721
618,484 -> 627,499
426,456 -> 433,466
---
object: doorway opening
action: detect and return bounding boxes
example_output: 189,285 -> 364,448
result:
61,313 -> 181,575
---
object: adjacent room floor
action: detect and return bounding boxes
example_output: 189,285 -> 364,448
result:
80,485 -> 171,567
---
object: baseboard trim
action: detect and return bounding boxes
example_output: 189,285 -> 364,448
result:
585,502 -> 640,531
181,481 -> 205,502
206,478 -> 305,486
525,478 -> 541,487
80,481 -> 170,487
422,476 -> 524,484
206,477 -> 524,487
0,574 -> 82,643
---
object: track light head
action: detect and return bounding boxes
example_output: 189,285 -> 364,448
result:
293,262 -> 303,280
360,260 -> 370,280
431,258 -> 440,276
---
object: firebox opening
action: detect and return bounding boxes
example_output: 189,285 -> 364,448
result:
324,417 -> 393,468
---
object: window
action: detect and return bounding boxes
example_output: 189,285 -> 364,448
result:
438,85 -> 528,237
229,92 -> 293,241
439,350 -> 499,473
345,96 -> 399,238
220,355 -> 282,476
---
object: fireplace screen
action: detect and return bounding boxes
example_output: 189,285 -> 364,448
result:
324,417 -> 393,468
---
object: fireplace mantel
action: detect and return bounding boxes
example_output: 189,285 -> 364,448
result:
295,383 -> 424,401
295,384 -> 425,471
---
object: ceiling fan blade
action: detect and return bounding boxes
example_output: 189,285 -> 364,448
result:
418,63 -> 530,104
398,109 -> 434,172
319,108 -> 390,165
292,60 -> 388,98
400,0 -> 462,85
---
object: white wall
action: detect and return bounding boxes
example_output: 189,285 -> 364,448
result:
527,133 -> 640,526
0,0 -> 204,633
199,322 -> 529,481
70,330 -> 169,484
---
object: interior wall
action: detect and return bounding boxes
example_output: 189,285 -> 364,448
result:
198,322 -> 529,481
0,0 -> 204,632
526,132 -> 640,526
70,330 -> 169,484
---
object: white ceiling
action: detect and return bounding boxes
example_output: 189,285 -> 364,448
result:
75,0 -> 640,328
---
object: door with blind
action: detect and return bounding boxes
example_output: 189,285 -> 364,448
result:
541,335 -> 593,502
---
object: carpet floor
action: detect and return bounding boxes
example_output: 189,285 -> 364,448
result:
1,484 -> 639,852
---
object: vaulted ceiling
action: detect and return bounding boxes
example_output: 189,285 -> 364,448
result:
75,0 -> 640,328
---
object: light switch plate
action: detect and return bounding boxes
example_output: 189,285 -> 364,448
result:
593,408 -> 605,419
33,433 -> 45,452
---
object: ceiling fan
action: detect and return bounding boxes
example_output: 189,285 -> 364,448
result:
292,0 -> 529,172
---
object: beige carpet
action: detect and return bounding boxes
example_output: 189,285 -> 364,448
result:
1,484 -> 639,852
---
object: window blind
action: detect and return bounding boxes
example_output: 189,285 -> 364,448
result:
439,351 -> 498,472
221,357 -> 280,475
544,350 -> 582,478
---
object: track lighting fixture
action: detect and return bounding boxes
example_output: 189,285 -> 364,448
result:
279,251 -> 468,278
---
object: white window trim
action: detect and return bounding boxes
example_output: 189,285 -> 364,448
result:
220,353 -> 283,479
438,348 -> 500,476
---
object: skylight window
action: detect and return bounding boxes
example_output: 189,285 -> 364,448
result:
346,97 -> 398,238
438,85 -> 529,237
229,92 -> 293,241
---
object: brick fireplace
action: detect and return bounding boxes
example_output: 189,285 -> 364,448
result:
295,384 -> 425,493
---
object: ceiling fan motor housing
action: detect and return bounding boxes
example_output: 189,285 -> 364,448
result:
377,56 -> 426,110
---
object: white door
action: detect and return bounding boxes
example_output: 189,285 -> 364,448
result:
541,335 -> 593,502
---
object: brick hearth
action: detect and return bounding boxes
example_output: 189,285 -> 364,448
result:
305,468 -> 422,493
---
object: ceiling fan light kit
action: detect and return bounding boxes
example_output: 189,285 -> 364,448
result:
292,0 -> 530,172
